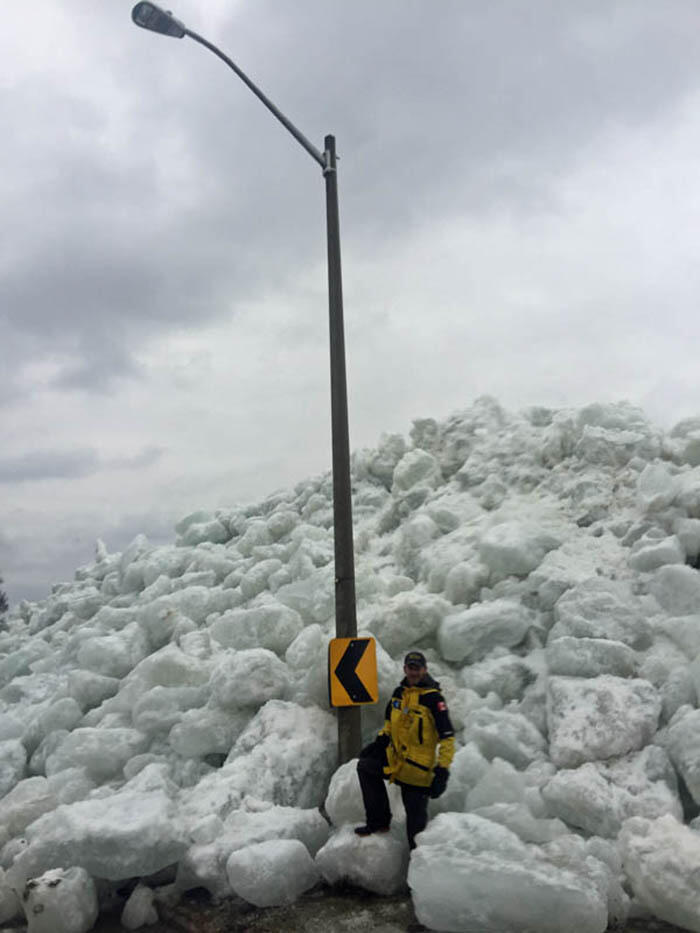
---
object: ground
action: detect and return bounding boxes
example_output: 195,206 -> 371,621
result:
95,886 -> 419,932
86,886 -> 690,933
0,884 -> 690,932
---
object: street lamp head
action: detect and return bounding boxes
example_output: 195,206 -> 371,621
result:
131,2 -> 186,38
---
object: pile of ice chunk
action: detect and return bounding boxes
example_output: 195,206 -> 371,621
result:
5,397 -> 700,930
415,811 -> 634,932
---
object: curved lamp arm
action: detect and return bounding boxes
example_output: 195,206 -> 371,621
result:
131,2 -> 326,170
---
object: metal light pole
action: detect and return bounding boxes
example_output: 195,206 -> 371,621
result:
131,2 -> 361,763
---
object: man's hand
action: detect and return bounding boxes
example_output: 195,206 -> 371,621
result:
429,766 -> 449,799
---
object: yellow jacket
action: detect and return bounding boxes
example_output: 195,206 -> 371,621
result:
378,675 -> 455,788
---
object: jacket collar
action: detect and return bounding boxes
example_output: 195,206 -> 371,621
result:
400,672 -> 439,689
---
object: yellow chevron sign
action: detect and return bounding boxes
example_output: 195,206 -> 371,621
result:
328,637 -> 378,707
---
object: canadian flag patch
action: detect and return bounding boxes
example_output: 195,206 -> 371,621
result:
437,701 -> 447,711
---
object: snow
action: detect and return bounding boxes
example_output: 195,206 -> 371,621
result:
0,777 -> 57,836
549,578 -> 654,649
408,813 -> 610,933
7,790 -> 187,888
76,624 -> 149,678
438,599 -> 531,663
546,636 -> 637,679
46,768 -> 96,806
66,671 -> 119,711
392,448 -> 442,494
637,463 -> 679,512
366,591 -> 449,656
470,802 -> 568,844
460,654 -> 537,702
168,707 -> 250,757
664,707 -> 700,803
462,708 -> 546,769
177,799 -> 329,898
174,700 -> 336,835
675,517 -> 700,560
275,571 -> 334,625
209,648 -> 290,709
120,884 -> 159,929
226,839 -> 319,907
224,700 -> 336,807
210,603 -> 304,654
0,713 -> 23,742
466,758 -> 526,810
628,533 -> 685,572
546,675 -> 661,767
0,868 -> 21,924
650,563 -> 700,615
541,747 -> 682,837
131,685 -> 208,736
620,814 -> 700,932
0,739 -> 27,797
24,698 -> 83,752
5,397 -> 700,928
315,825 -> 409,895
426,742 -> 488,816
21,866 -> 98,933
324,758 -> 404,829
0,643 -> 52,686
44,728 -> 150,782
479,521 -> 562,579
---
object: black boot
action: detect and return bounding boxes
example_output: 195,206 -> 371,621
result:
354,824 -> 390,837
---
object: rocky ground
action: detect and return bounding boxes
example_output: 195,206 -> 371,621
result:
86,886 -> 689,933
0,884 -> 689,932
93,887 -> 418,932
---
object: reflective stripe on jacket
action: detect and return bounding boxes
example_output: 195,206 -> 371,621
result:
378,674 -> 455,788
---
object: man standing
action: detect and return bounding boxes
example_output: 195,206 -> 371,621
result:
355,650 -> 455,849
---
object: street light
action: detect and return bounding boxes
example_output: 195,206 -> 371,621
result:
131,2 -> 361,763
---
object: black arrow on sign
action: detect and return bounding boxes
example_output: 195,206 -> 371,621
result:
334,639 -> 372,703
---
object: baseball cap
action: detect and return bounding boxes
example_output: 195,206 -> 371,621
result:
404,651 -> 427,668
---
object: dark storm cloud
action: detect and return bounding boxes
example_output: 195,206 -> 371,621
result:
5,0 -> 699,408
0,446 -> 164,483
1,67 -> 300,398
206,0 -> 700,227
52,340 -> 144,393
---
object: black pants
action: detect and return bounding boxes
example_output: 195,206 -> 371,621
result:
357,743 -> 429,849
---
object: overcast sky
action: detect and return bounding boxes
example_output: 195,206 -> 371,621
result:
2,0 -> 699,605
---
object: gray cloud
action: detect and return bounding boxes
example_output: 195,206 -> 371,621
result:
6,0 -> 699,405
107,446 -> 164,470
0,507 -> 176,608
3,0 -> 700,602
0,450 -> 100,483
0,447 -> 164,483
205,0 -> 700,224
